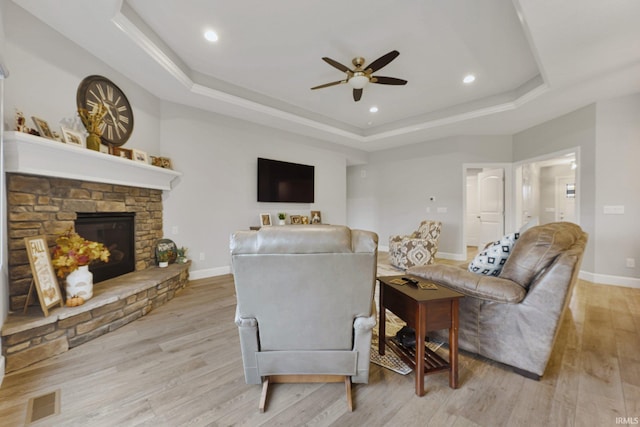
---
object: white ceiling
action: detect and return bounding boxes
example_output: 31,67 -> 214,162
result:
11,0 -> 640,151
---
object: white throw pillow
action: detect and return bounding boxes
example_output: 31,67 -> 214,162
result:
468,232 -> 520,276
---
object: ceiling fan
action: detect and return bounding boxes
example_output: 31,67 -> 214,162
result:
311,50 -> 407,102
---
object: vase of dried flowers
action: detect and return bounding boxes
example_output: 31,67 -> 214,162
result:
78,104 -> 107,151
52,228 -> 110,302
86,133 -> 102,151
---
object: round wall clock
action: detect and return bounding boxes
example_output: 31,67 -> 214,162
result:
76,75 -> 134,147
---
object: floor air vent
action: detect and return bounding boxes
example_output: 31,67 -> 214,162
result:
26,389 -> 60,425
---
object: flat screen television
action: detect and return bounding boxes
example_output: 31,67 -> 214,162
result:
257,157 -> 314,203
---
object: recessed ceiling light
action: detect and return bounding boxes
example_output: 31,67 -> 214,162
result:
204,30 -> 219,42
463,74 -> 476,84
369,106 -> 378,113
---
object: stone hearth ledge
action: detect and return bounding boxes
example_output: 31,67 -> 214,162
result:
1,262 -> 190,372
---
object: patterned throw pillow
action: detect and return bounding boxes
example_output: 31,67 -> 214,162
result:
468,232 -> 520,276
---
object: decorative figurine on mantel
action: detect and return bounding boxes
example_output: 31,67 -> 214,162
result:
15,109 -> 28,133
78,103 -> 107,151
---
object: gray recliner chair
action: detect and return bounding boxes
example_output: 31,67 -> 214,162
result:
408,222 -> 587,379
230,225 -> 378,412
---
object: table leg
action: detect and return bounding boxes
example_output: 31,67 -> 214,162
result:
449,299 -> 459,389
379,282 -> 386,356
415,304 -> 426,396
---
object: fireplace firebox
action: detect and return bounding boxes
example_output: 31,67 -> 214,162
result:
75,212 -> 136,283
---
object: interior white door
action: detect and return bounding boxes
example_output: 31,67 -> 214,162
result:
555,176 -> 576,222
478,168 -> 505,244
466,175 -> 480,246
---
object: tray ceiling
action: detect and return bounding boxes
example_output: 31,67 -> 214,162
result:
10,0 -> 640,150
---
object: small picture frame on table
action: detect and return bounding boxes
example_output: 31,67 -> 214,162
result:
61,127 -> 85,148
260,213 -> 272,227
311,210 -> 322,224
290,215 -> 301,225
31,116 -> 55,139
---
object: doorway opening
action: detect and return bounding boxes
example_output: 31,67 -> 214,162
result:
514,149 -> 579,230
463,164 -> 512,257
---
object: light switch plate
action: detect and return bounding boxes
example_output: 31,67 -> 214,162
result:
603,205 -> 624,214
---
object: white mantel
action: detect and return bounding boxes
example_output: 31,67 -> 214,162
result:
3,131 -> 181,190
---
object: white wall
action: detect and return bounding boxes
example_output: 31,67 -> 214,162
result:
160,102 -> 351,278
513,98 -> 640,286
594,93 -> 640,280
347,135 -> 513,258
2,3 -> 162,155
513,105 -> 597,272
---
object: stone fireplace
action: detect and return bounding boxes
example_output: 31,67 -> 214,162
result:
2,132 -> 187,372
6,173 -> 162,310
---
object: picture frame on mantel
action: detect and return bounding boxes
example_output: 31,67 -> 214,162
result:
113,147 -> 133,160
31,116 -> 55,139
132,149 -> 148,164
61,126 -> 85,148
23,235 -> 63,316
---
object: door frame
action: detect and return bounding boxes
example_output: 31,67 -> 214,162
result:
513,147 -> 581,229
462,163 -> 513,257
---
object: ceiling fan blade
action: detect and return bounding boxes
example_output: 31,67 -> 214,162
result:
311,80 -> 347,90
322,57 -> 353,74
371,76 -> 407,85
353,88 -> 363,102
365,50 -> 400,73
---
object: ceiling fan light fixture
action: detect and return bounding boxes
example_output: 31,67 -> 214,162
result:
311,51 -> 405,102
349,74 -> 369,89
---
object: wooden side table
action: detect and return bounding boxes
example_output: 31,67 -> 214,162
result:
377,275 -> 464,396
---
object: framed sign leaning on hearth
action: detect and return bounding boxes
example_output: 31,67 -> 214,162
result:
24,236 -> 63,316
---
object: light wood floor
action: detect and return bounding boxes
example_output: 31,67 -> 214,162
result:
1,253 -> 639,426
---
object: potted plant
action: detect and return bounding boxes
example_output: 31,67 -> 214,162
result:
177,246 -> 188,264
51,228 -> 110,302
277,212 -> 286,225
157,251 -> 170,268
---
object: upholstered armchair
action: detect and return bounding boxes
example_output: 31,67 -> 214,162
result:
388,220 -> 442,270
230,225 -> 378,412
408,222 -> 588,379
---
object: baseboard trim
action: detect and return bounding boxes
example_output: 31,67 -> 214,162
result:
579,271 -> 640,289
189,266 -> 231,280
437,252 -> 467,261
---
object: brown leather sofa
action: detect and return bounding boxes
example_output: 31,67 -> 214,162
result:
408,222 -> 588,379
